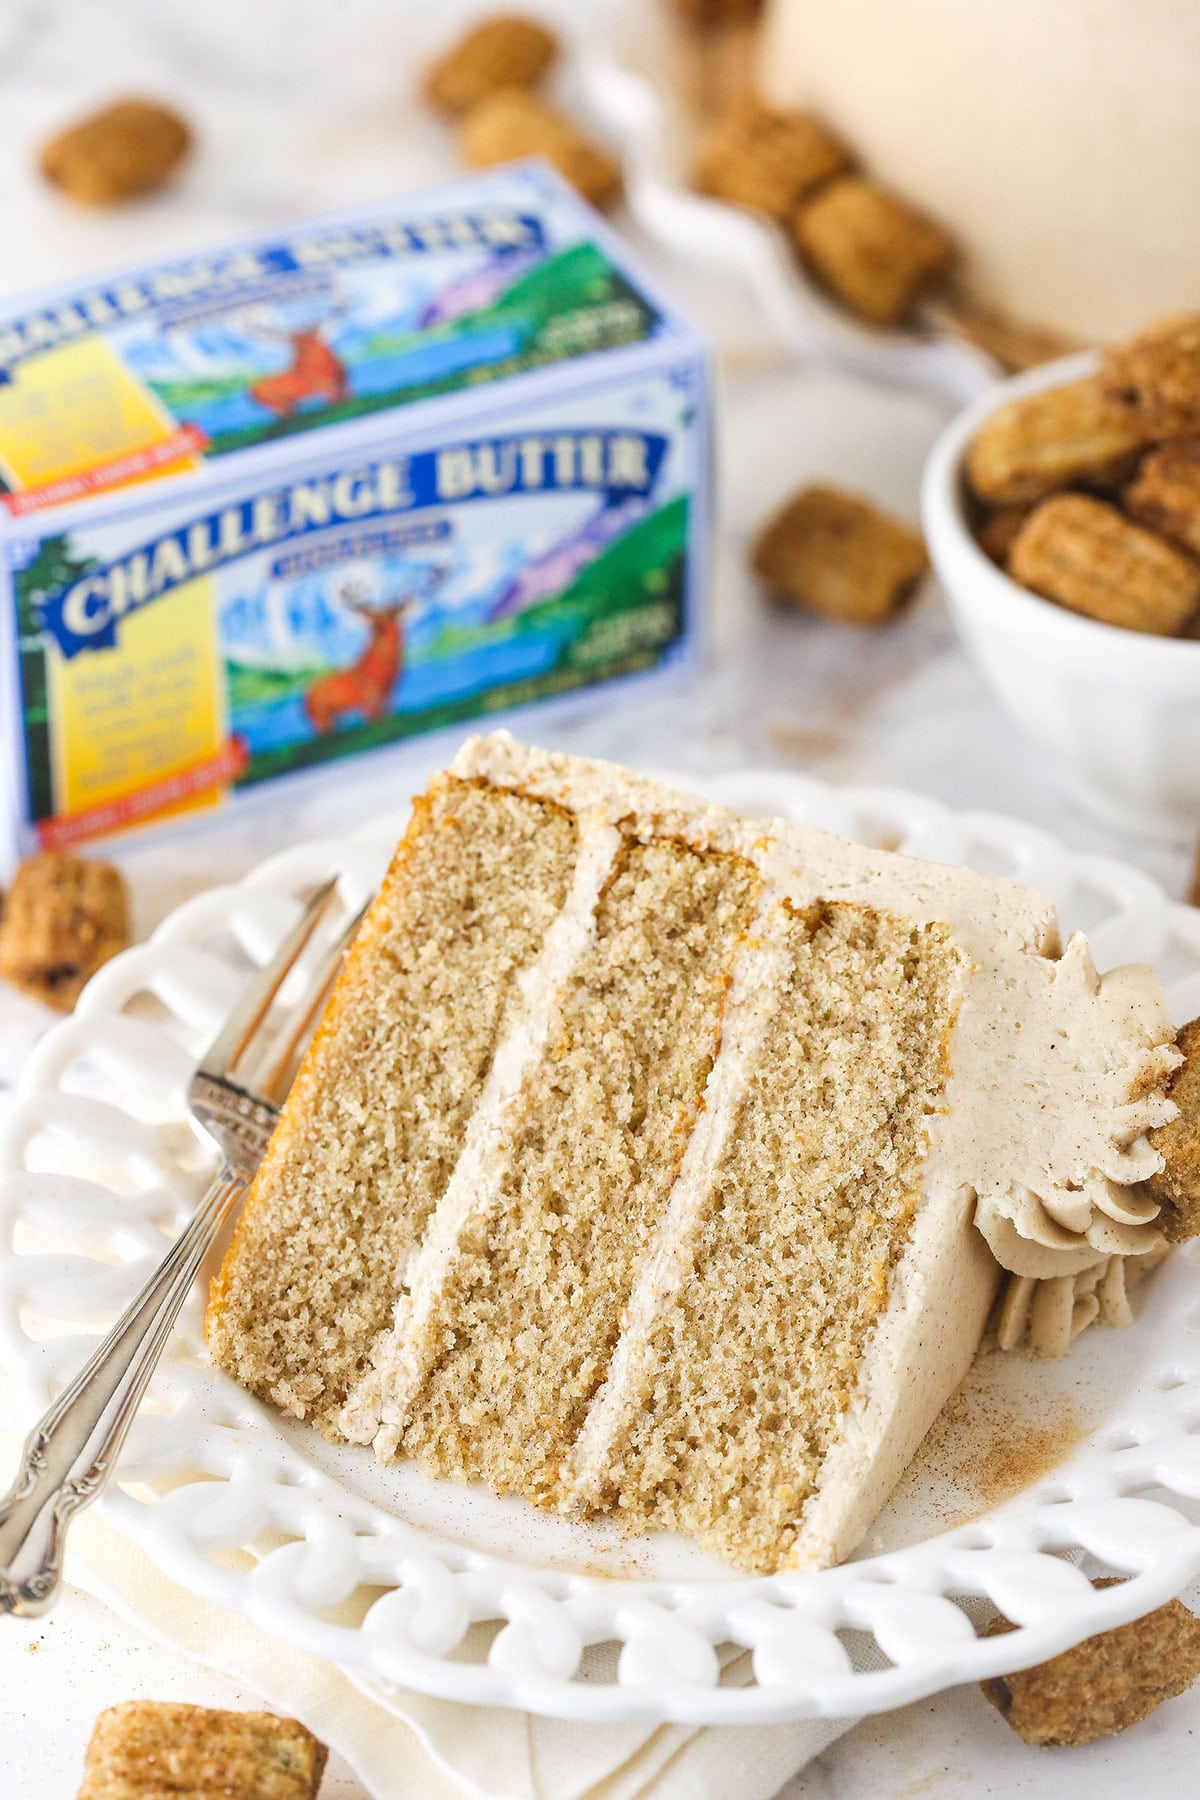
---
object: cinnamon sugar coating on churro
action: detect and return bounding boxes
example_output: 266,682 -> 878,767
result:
77,1702 -> 328,1799
752,484 -> 927,625
1102,312 -> 1200,437
1124,439 -> 1200,559
791,176 -> 954,327
982,1582 -> 1200,1747
695,97 -> 846,221
425,15 -> 558,115
0,852 -> 129,1012
1006,494 -> 1200,636
458,90 -> 620,209
41,99 -> 191,206
1144,1015 -> 1200,1243
966,376 -> 1154,507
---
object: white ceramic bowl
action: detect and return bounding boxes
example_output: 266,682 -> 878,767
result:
922,351 -> 1200,840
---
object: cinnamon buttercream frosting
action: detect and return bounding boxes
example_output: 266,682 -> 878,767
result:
345,733 -> 1181,1489
450,733 -> 1181,1309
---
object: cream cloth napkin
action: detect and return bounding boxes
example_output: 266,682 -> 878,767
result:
0,1381 -> 854,1800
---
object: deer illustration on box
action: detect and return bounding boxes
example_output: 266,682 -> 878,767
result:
303,570 -> 445,736
249,325 -> 349,419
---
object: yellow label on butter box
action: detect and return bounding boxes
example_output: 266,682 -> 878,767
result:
46,574 -> 227,841
0,338 -> 200,513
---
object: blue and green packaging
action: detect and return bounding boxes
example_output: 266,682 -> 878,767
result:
0,161 -> 709,857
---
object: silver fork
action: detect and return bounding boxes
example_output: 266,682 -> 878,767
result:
0,878 -> 363,1618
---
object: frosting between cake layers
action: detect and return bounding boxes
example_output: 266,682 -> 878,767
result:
450,733 -> 1180,1294
331,732 -> 1183,1569
564,889 -> 799,1505
337,809 -> 624,1452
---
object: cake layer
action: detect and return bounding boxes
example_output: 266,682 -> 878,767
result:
205,777 -> 578,1427
388,838 -> 760,1501
208,732 -> 1180,1574
569,900 -> 964,1571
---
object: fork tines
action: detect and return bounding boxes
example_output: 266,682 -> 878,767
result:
198,879 -> 363,1106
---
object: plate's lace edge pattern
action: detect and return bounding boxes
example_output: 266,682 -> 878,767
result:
2,772 -> 1200,1721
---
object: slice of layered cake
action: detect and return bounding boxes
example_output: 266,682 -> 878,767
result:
206,733 -> 1180,1572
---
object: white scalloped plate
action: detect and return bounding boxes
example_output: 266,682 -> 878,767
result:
4,766 -> 1200,1725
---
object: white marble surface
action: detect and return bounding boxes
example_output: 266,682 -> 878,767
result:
1,2 -> 1198,1794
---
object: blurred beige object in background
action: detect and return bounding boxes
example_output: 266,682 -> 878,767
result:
760,0 -> 1200,340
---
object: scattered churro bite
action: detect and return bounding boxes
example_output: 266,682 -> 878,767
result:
965,376 -> 1153,508
791,176 -> 955,327
424,14 -> 558,115
1123,438 -> 1200,559
1144,1016 -> 1200,1242
982,1582 -> 1200,1747
77,1702 -> 328,1799
695,97 -> 846,222
458,89 -> 621,209
40,98 -> 191,206
1101,312 -> 1200,437
752,484 -> 928,625
0,852 -> 130,1012
690,90 -> 976,339
1006,494 -> 1200,637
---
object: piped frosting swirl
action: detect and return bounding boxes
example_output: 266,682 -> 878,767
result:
966,937 -> 1179,1296
408,735 -> 1184,1366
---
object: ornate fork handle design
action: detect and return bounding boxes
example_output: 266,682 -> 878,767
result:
0,1166 -> 248,1618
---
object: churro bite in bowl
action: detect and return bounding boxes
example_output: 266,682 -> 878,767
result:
924,317 -> 1200,838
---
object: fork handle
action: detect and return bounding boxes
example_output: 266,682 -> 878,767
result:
0,1165 -> 248,1618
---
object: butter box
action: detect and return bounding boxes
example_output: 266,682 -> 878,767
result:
0,163 -> 708,859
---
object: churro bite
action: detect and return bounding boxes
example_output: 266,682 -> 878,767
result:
965,377 -> 1154,507
424,15 -> 558,115
982,1583 -> 1200,1747
77,1702 -> 328,1799
0,852 -> 130,1012
40,98 -> 191,206
1123,438 -> 1200,559
458,90 -> 621,210
1007,493 -> 1200,632
1102,312 -> 1200,437
752,484 -> 927,625
791,176 -> 954,327
695,97 -> 847,222
1006,494 -> 1200,636
1144,1016 -> 1200,1242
